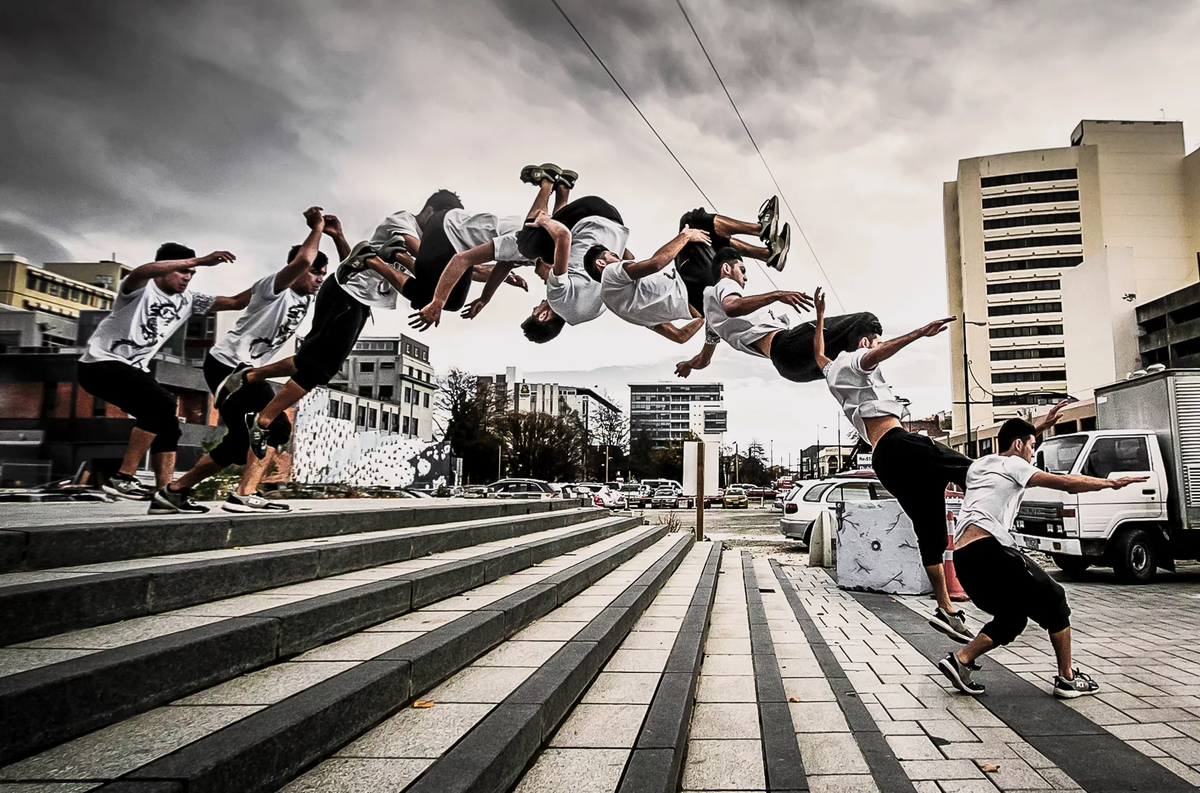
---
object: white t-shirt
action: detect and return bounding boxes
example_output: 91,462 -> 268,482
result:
209,275 -> 312,368
81,279 -> 215,371
600,261 -> 690,328
546,216 -> 628,326
342,210 -> 425,310
442,210 -> 526,259
368,209 -> 422,248
704,279 -> 791,357
954,455 -> 1040,547
822,349 -> 907,440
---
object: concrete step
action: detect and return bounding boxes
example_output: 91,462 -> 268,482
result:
0,504 -> 606,645
0,497 -> 588,572
0,524 -> 672,792
0,514 -> 642,764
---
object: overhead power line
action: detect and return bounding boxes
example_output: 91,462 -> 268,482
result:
674,0 -> 845,312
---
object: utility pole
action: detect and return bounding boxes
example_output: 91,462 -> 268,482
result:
696,440 -> 705,542
963,317 -> 971,456
837,420 -> 842,475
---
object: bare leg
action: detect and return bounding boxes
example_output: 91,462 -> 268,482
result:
925,564 -> 956,613
527,180 -> 554,218
246,357 -> 298,385
365,256 -> 411,293
552,183 -> 570,215
237,448 -> 276,496
1049,627 -> 1073,679
170,454 -> 225,491
151,452 -> 175,488
730,238 -> 770,261
713,215 -> 761,238
257,380 -> 308,427
119,428 -> 156,477
956,632 -> 995,666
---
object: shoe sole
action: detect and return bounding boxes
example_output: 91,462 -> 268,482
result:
937,657 -> 984,695
1053,686 -> 1099,699
769,227 -> 791,272
103,485 -> 153,501
222,501 -> 285,513
929,618 -> 973,644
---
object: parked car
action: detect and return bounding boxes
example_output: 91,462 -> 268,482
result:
486,478 -> 556,499
723,487 -> 749,509
573,482 -> 621,508
619,482 -> 652,508
704,489 -> 725,507
746,484 -> 777,500
642,478 -> 683,494
650,486 -> 695,509
780,477 -> 893,544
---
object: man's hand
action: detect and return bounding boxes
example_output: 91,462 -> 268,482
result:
679,225 -> 711,246
526,209 -> 551,228
197,251 -> 236,267
1108,476 -> 1150,490
321,214 -> 343,237
774,291 -> 813,311
814,287 -> 826,318
409,301 -> 443,332
675,359 -> 695,378
461,298 -> 489,320
303,206 -> 325,230
504,271 -> 528,291
918,316 -> 957,337
1043,400 -> 1070,427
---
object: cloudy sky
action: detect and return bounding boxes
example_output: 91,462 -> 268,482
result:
3,0 -> 1199,457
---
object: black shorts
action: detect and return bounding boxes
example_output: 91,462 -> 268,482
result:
403,208 -> 472,312
955,537 -> 1071,646
202,355 -> 291,466
293,279 -> 371,391
516,196 -> 625,263
77,360 -> 182,454
766,312 -> 884,383
675,208 -> 727,314
871,427 -> 972,566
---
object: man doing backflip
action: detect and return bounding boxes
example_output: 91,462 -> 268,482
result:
150,207 -> 329,514
77,245 -> 244,498
812,288 -> 1065,642
937,418 -> 1145,697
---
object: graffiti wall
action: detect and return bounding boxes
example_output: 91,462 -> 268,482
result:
290,387 -> 453,489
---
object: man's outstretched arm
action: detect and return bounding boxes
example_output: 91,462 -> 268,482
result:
122,250 -> 235,293
813,287 -> 833,371
676,339 -> 717,378
860,314 -> 956,372
650,316 -> 705,344
323,214 -> 352,261
274,206 -> 325,293
722,289 -> 812,317
462,262 -> 520,320
622,227 -> 710,279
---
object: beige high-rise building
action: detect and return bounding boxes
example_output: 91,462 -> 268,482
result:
944,120 -> 1200,445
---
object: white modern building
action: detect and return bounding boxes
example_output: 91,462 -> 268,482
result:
629,382 -> 724,446
688,402 -> 727,444
944,120 -> 1200,443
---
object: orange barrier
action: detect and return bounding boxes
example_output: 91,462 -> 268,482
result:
943,509 -> 969,602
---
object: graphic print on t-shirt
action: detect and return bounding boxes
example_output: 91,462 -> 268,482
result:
111,298 -> 185,359
248,300 -> 310,360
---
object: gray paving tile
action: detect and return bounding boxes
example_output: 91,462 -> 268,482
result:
514,748 -> 629,793
279,757 -> 431,792
795,732 -> 870,775
581,671 -> 661,705
14,614 -> 224,650
337,702 -> 493,758
292,632 -> 422,662
605,647 -> 670,673
690,703 -> 761,740
424,665 -> 536,703
697,674 -> 756,703
0,648 -> 97,677
550,704 -> 646,748
176,661 -> 357,705
681,739 -> 765,790
806,775 -> 881,793
476,640 -> 565,668
789,701 -> 850,733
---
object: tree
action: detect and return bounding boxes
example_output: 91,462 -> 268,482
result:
436,368 -> 505,484
500,412 -> 583,481
588,397 -> 629,482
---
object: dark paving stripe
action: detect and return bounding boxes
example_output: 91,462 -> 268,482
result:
850,588 -> 1196,793
744,553 -> 808,792
769,561 -> 917,793
403,533 -> 695,793
616,540 -> 722,793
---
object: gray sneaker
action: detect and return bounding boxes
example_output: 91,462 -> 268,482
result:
214,364 -> 249,409
758,195 -> 779,244
930,607 -> 973,643
376,234 -> 411,265
766,223 -> 791,272
101,473 -> 154,501
1054,669 -> 1100,698
335,240 -> 377,285
938,652 -> 985,695
223,491 -> 290,513
246,413 -> 270,460
149,485 -> 210,515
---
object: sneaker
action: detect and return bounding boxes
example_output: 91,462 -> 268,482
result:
930,607 -> 974,644
1054,669 -> 1100,698
555,169 -> 579,189
766,223 -> 791,272
938,652 -> 986,695
101,473 -> 154,501
335,240 -> 377,285
214,363 -> 250,409
376,234 -> 411,264
519,163 -> 563,186
149,485 -> 210,514
223,491 -> 290,513
246,413 -> 270,460
758,195 -> 779,244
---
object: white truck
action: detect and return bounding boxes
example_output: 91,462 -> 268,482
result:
1013,368 -> 1200,583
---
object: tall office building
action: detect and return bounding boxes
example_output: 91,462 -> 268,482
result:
944,120 -> 1200,440
325,335 -> 436,441
629,382 -> 724,446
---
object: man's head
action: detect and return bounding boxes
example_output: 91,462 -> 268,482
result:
847,313 -> 885,352
154,242 -> 197,294
521,300 -> 566,343
416,189 -> 464,228
713,247 -> 745,286
999,418 -> 1038,461
287,245 -> 328,296
583,245 -> 621,283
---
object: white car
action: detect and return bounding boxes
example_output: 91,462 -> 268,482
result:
779,476 -> 894,544
575,482 -> 621,508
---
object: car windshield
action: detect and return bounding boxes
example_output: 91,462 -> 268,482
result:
727,488 -> 745,495
621,484 -> 642,492
1037,435 -> 1088,474
654,488 -> 675,496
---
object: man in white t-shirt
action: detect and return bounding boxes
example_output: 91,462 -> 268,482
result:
149,207 -> 329,515
76,244 -> 246,499
937,418 -> 1145,699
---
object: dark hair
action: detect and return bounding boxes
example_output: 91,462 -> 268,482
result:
998,418 -> 1037,452
155,242 -> 196,262
521,312 -> 566,343
842,312 -> 885,352
423,189 -> 463,214
516,224 -> 554,262
287,245 -> 328,270
711,246 -> 743,282
583,245 -> 609,283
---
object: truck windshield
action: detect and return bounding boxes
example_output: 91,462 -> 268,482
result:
1037,436 -> 1088,474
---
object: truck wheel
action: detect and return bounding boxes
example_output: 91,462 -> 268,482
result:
1051,554 -> 1090,579
1112,528 -> 1157,584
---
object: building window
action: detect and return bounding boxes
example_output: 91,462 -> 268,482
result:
990,347 -> 1065,361
407,366 -> 413,377
378,385 -> 394,401
356,406 -> 367,425
988,301 -> 1061,317
359,362 -> 375,373
991,369 -> 1067,384
985,256 -> 1082,274
342,403 -> 352,420
403,416 -> 410,434
983,212 -> 1080,230
358,386 -> 373,397
411,417 -> 419,436
404,387 -> 412,403
986,279 -> 1061,295
984,234 -> 1081,252
368,408 -> 377,429
982,189 -> 1079,210
423,392 -> 430,408
328,399 -> 340,418
391,413 -> 400,432
980,168 -> 1077,189
989,324 -> 1063,339
381,361 -> 395,369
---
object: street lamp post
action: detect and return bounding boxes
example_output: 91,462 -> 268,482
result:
962,318 -> 988,456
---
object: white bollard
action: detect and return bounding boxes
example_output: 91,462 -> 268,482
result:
808,511 -> 836,569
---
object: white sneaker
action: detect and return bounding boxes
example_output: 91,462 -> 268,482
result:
930,607 -> 974,644
101,474 -> 154,501
223,492 -> 290,513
